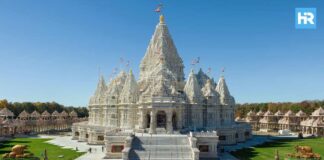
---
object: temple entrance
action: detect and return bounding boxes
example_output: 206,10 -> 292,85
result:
97,135 -> 104,141
156,111 -> 166,128
146,114 -> 151,128
172,113 -> 177,129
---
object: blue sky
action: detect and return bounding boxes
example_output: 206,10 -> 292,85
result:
0,0 -> 323,107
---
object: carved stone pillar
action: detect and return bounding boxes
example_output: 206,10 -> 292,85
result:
149,110 -> 156,134
176,109 -> 182,130
139,109 -> 146,129
127,107 -> 135,129
166,110 -> 173,134
103,107 -> 108,126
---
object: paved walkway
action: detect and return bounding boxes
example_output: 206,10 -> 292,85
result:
39,135 -> 117,160
37,134 -> 307,160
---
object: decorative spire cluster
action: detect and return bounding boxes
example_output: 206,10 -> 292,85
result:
201,79 -> 220,104
139,14 -> 184,94
89,75 -> 108,105
90,15 -> 235,107
216,76 -> 235,105
184,70 -> 204,103
120,70 -> 139,104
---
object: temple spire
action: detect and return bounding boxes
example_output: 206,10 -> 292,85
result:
120,69 -> 139,104
184,69 -> 203,103
89,75 -> 108,105
138,15 -> 184,98
139,15 -> 184,82
216,75 -> 235,105
201,79 -> 220,104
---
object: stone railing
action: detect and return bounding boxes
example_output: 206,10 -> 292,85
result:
122,136 -> 133,160
72,121 -> 88,127
107,132 -> 133,137
122,148 -> 131,160
190,131 -> 218,137
188,136 -> 199,160
139,96 -> 186,104
152,97 -> 176,103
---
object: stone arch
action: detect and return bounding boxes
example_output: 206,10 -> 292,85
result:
98,135 -> 104,141
146,113 -> 151,128
156,111 -> 167,128
172,112 -> 177,129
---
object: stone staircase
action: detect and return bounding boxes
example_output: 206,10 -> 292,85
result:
128,135 -> 193,160
156,128 -> 167,134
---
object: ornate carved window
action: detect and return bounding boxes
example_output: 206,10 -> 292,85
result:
98,135 -> 104,141
199,145 -> 209,152
219,135 -> 226,140
111,145 -> 124,153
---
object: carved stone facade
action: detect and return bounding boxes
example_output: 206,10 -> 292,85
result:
72,15 -> 251,160
0,108 -> 82,137
238,108 -> 324,136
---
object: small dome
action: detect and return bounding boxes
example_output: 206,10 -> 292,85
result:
41,110 -> 51,117
256,110 -> 264,116
18,110 -> 30,118
296,110 -> 307,117
284,110 -> 295,117
69,110 -> 78,117
312,107 -> 324,116
30,110 -> 41,117
235,117 -> 243,121
264,110 -> 274,116
0,108 -> 14,117
247,110 -> 256,116
51,110 -> 60,117
274,110 -> 284,116
60,111 -> 68,117
184,70 -> 203,103
215,76 -> 235,105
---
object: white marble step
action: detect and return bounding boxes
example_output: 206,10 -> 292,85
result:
129,135 -> 192,160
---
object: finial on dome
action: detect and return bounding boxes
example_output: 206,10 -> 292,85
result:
221,67 -> 225,77
190,69 -> 195,74
160,15 -> 165,23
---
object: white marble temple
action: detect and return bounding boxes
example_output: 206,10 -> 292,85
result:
72,15 -> 252,160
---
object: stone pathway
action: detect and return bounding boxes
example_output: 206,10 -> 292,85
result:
39,135 -> 117,160
36,134 -> 307,160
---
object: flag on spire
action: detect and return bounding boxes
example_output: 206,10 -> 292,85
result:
125,60 -> 130,68
155,4 -> 163,13
119,57 -> 124,64
221,67 -> 225,76
207,67 -> 212,74
98,65 -> 101,78
191,57 -> 200,66
221,67 -> 225,73
112,67 -> 119,75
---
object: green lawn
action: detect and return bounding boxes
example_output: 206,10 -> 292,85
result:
0,138 -> 85,160
231,137 -> 324,160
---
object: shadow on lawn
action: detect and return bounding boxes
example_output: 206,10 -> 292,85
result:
230,138 -> 306,160
1,140 -> 31,144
